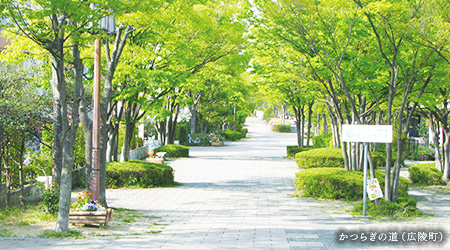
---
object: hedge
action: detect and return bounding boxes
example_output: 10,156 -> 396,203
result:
295,147 -> 344,169
106,160 -> 175,188
408,163 -> 446,186
224,129 -> 244,141
312,133 -> 333,148
294,167 -> 410,201
272,124 -> 292,133
154,144 -> 189,158
286,146 -> 313,158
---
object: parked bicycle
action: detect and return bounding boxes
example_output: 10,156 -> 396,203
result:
187,134 -> 205,146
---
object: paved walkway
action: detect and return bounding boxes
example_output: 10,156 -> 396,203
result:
1,117 -> 449,249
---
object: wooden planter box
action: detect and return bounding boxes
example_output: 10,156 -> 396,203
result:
211,141 -> 223,147
69,208 -> 113,227
146,157 -> 164,164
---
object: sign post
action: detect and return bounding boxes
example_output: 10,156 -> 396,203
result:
342,125 -> 393,217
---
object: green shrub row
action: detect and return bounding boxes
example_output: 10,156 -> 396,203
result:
311,133 -> 333,148
294,167 -> 410,201
106,160 -> 175,188
154,144 -> 189,158
295,147 -> 344,169
286,146 -> 313,158
272,124 -> 291,133
408,163 -> 446,186
224,129 -> 245,141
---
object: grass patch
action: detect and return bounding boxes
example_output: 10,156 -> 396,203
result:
352,196 -> 422,220
0,205 -> 57,225
38,229 -> 83,239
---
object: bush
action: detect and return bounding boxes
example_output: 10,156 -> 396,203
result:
286,146 -> 313,158
295,147 -> 344,169
106,160 -> 175,188
241,128 -> 248,138
272,124 -> 292,133
311,133 -> 333,148
40,187 -> 59,214
224,129 -> 243,141
371,151 -> 386,168
294,168 -> 411,201
154,144 -> 189,158
294,168 -> 363,200
408,163 -> 446,186
176,121 -> 190,145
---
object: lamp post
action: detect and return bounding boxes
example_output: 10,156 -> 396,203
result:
90,14 -> 115,202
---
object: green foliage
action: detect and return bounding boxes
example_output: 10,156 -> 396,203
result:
263,108 -> 278,122
294,168 -> 363,200
294,168 -> 411,202
353,196 -> 420,218
106,160 -> 175,188
371,151 -> 386,168
38,230 -> 82,239
40,187 -> 59,214
29,151 -> 52,176
311,133 -> 333,148
272,124 -> 291,133
154,144 -> 189,158
286,146 -> 313,158
176,121 -> 190,145
295,148 -> 344,169
224,129 -> 244,141
408,163 -> 446,186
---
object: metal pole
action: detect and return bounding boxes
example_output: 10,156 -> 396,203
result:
90,38 -> 101,201
363,142 -> 369,217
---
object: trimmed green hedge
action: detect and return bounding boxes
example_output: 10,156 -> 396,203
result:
154,144 -> 189,158
286,146 -> 313,158
224,129 -> 244,141
294,168 -> 362,200
272,124 -> 292,132
294,167 -> 410,201
106,160 -> 174,188
295,147 -> 344,169
312,133 -> 333,148
408,163 -> 446,186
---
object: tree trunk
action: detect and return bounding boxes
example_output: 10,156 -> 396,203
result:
190,105 -> 197,135
443,128 -> 450,181
19,137 -> 25,206
120,104 -> 133,162
306,101 -> 314,147
98,25 -> 132,206
80,92 -> 92,189
323,114 -> 328,134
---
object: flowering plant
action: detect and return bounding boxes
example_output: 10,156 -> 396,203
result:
71,190 -> 105,212
146,150 -> 158,158
209,135 -> 223,143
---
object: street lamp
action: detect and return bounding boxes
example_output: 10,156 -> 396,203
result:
90,14 -> 115,202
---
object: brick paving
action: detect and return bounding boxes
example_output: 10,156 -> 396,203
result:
0,117 -> 448,249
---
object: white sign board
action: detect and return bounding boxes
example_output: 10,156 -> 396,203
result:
366,178 -> 383,200
342,125 -> 393,143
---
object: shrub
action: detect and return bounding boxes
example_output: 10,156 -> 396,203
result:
294,168 -> 363,200
294,168 -> 411,202
286,146 -> 313,158
371,151 -> 386,168
154,144 -> 189,158
241,128 -> 248,138
40,187 -> 59,214
408,163 -> 445,186
176,121 -> 190,145
312,133 -> 333,148
295,147 -> 344,169
272,124 -> 292,133
224,129 -> 243,141
106,160 -> 175,188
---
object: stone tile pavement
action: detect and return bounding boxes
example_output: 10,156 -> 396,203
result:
1,117 -> 449,249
